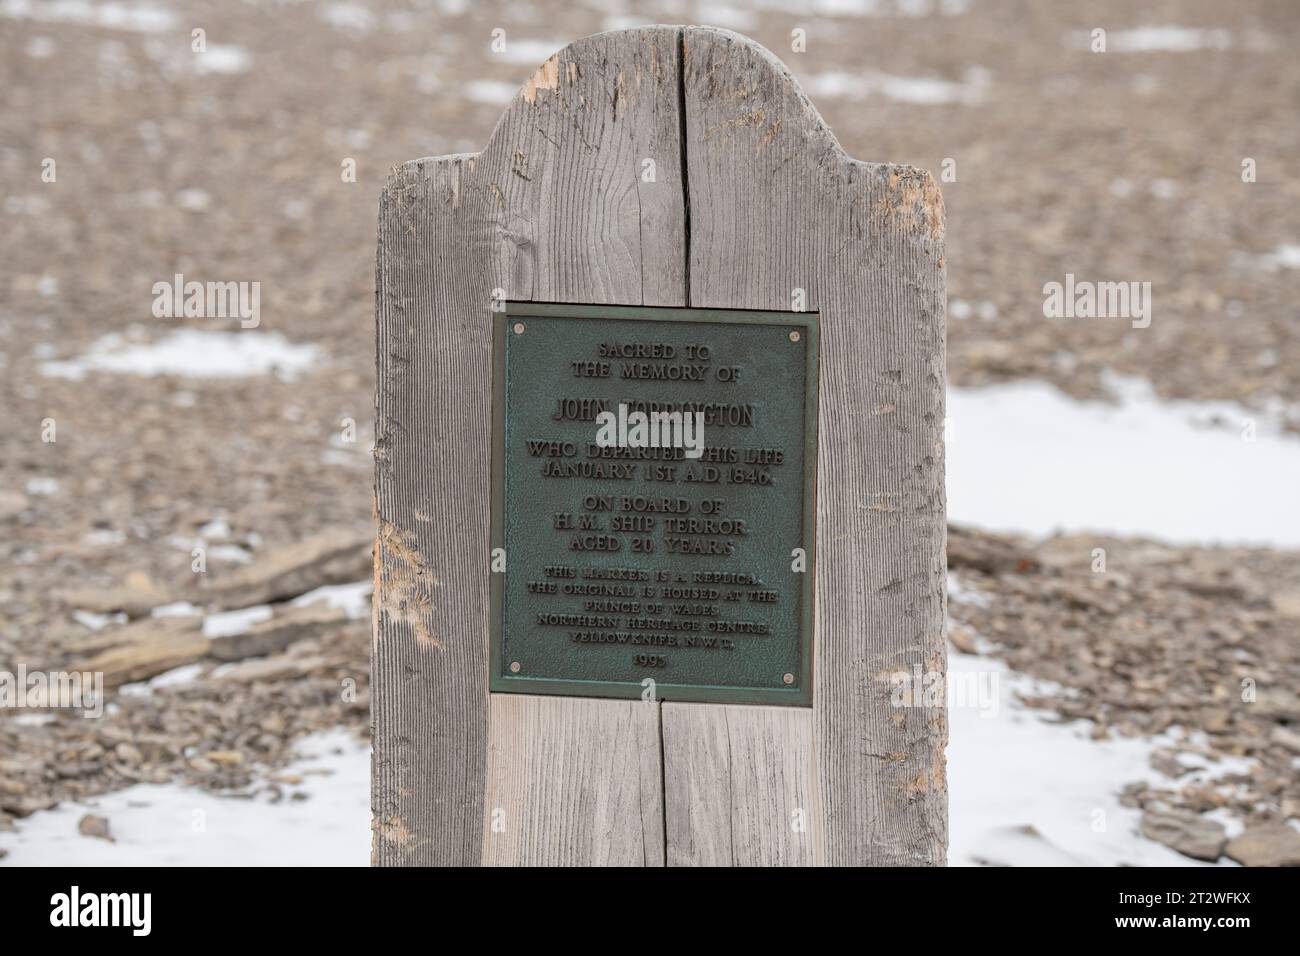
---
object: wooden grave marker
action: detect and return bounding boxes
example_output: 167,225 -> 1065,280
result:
373,26 -> 947,867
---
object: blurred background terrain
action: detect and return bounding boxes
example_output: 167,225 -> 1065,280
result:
1,0 -> 1298,866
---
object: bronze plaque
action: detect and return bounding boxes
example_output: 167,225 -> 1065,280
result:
490,302 -> 818,706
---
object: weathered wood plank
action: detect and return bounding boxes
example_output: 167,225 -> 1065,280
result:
679,26 -> 948,866
663,703 -> 822,866
376,24 -> 945,867
373,26 -> 685,866
484,695 -> 664,866
373,153 -> 490,866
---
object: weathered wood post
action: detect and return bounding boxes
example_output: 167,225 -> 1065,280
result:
373,26 -> 947,866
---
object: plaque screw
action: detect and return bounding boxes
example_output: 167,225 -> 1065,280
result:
782,673 -> 795,685
510,661 -> 521,673
788,330 -> 800,342
513,322 -> 525,335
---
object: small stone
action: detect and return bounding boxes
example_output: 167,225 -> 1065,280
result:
78,814 -> 114,842
1225,824 -> 1300,867
948,623 -> 978,654
947,524 -> 1040,575
262,713 -> 287,736
1270,725 -> 1300,754
1270,590 -> 1300,620
1118,782 -> 1149,809
205,750 -> 244,765
0,796 -> 57,818
1149,748 -> 1189,778
1255,688 -> 1300,721
1139,808 -> 1226,861
0,490 -> 28,521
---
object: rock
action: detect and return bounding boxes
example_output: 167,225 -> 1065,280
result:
1198,707 -> 1232,734
0,490 -> 28,521
78,814 -> 114,842
205,750 -> 244,765
1270,724 -> 1300,754
1271,590 -> 1300,620
1255,687 -> 1300,721
948,622 -> 978,654
261,713 -> 287,736
73,616 -> 210,687
1149,748 -> 1191,778
1181,579 -> 1249,601
947,524 -> 1040,575
200,529 -> 372,610
1139,809 -> 1226,861
1225,824 -> 1300,867
208,603 -> 350,662
1119,782 -> 1149,809
1175,783 -> 1230,813
0,795 -> 57,817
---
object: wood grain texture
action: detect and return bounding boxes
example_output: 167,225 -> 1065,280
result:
663,703 -> 822,866
484,695 -> 664,866
680,27 -> 949,866
373,153 -> 488,866
373,27 -> 685,865
375,25 -> 946,866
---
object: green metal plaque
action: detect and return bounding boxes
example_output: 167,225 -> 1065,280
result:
491,302 -> 818,706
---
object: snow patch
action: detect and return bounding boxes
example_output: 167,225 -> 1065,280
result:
492,39 -> 570,65
119,662 -> 206,697
1103,27 -> 1232,53
39,331 -> 320,381
464,79 -> 519,104
320,3 -> 374,33
193,46 -> 252,75
1254,244 -> 1300,272
803,66 -> 989,104
947,376 -> 1300,547
0,0 -> 177,33
202,606 -> 273,638
948,652 -> 1238,866
0,730 -> 370,865
290,580 -> 372,620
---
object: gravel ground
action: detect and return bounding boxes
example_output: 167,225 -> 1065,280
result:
1,0 -> 1297,862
